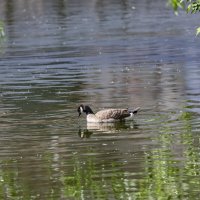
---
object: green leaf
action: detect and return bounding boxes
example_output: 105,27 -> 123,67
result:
187,4 -> 192,12
196,27 -> 200,36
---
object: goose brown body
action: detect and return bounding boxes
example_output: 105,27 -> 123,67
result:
95,109 -> 131,120
78,105 -> 140,123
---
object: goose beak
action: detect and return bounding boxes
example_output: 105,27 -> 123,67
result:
77,107 -> 82,117
77,105 -> 85,117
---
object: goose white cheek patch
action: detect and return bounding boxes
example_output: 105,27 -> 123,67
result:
80,107 -> 83,113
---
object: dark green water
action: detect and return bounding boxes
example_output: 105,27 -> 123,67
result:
0,0 -> 200,199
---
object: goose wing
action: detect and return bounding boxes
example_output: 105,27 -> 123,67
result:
95,109 -> 130,120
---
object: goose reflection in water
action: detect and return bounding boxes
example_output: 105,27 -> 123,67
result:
78,121 -> 139,138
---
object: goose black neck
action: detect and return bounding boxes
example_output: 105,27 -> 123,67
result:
84,105 -> 94,115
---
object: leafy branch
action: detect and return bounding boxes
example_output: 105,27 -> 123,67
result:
168,0 -> 200,35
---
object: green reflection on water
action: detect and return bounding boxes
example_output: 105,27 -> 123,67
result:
136,111 -> 200,200
0,20 -> 6,53
0,112 -> 200,199
61,153 -> 130,199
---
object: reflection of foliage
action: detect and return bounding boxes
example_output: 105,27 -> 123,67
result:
61,153 -> 131,199
62,111 -> 200,200
0,160 -> 30,199
136,111 -> 200,199
0,111 -> 200,199
0,20 -> 6,53
138,138 -> 184,199
179,111 -> 192,120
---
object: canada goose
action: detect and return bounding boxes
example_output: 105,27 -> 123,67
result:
77,104 -> 140,123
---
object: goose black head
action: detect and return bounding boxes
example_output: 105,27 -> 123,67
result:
77,104 -> 94,116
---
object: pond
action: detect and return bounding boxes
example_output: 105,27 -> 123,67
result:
0,0 -> 200,199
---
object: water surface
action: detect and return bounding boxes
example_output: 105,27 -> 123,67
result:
0,0 -> 200,199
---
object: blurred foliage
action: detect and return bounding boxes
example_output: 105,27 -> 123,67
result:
168,0 -> 200,13
168,0 -> 200,35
